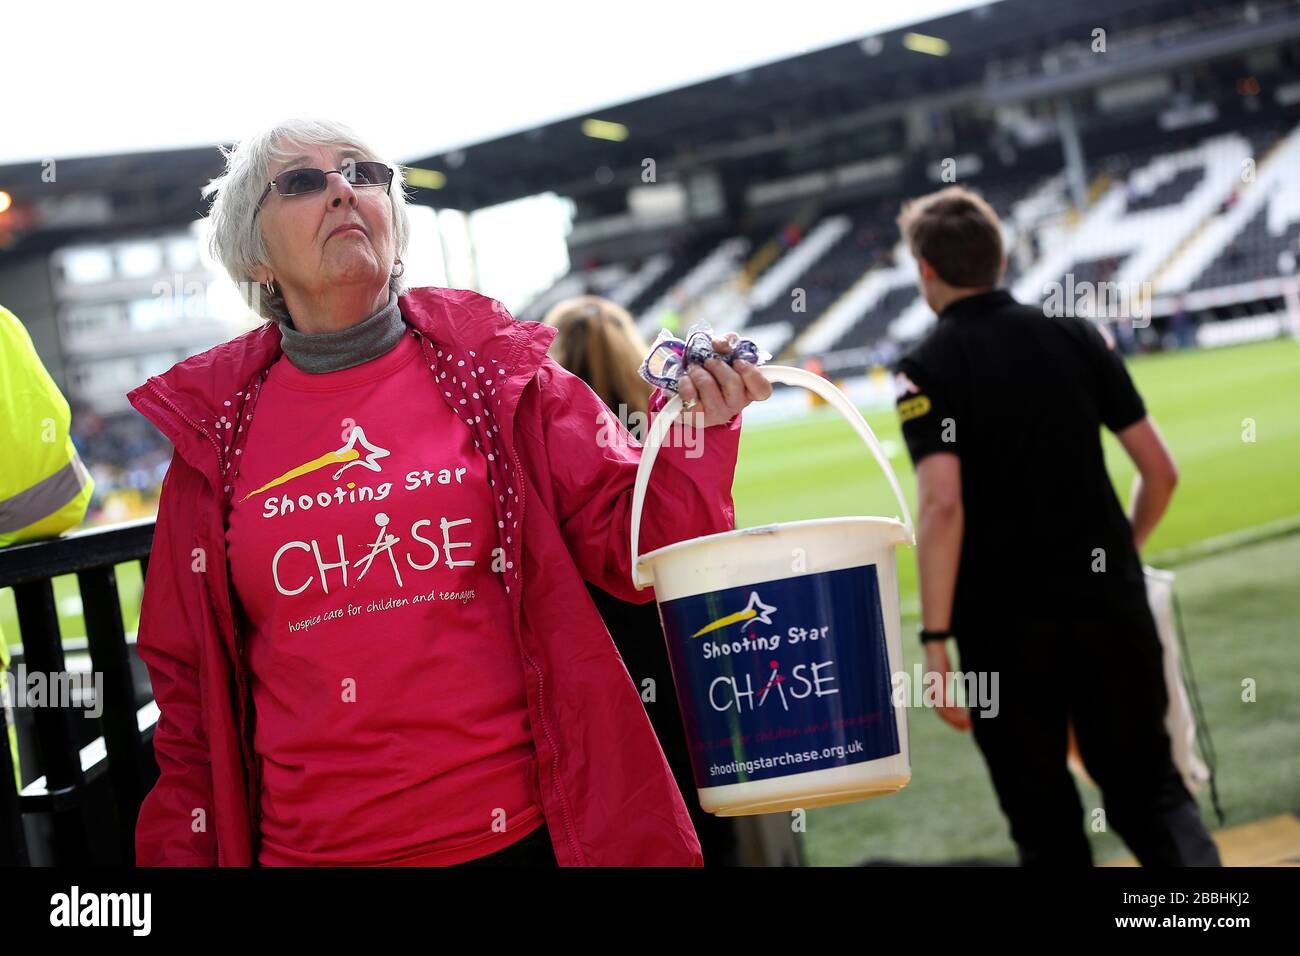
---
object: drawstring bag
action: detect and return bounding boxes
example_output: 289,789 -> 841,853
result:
1066,566 -> 1223,825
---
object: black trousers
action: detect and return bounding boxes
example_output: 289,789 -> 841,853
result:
452,820 -> 559,867
955,590 -> 1221,866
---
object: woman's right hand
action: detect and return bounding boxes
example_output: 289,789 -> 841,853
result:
674,333 -> 772,427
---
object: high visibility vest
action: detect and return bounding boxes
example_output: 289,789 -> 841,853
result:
0,303 -> 96,792
1,305 -> 94,547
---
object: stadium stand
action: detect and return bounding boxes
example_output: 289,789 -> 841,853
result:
513,106 -> 1300,379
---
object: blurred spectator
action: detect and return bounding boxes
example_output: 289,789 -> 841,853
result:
871,338 -> 901,369
542,295 -> 740,867
1168,300 -> 1196,350
1113,317 -> 1138,355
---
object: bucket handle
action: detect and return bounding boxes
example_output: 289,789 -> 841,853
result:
631,364 -> 916,590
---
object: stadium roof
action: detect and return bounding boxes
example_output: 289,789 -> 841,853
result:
399,0 -> 1299,209
1,0 -> 1294,258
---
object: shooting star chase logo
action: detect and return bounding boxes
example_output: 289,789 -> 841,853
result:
691,591 -> 777,638
240,425 -> 391,501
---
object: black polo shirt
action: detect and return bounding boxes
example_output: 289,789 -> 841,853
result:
893,289 -> 1148,632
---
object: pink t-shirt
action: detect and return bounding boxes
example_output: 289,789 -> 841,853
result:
225,330 -> 543,866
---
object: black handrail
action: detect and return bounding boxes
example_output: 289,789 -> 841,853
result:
0,518 -> 157,866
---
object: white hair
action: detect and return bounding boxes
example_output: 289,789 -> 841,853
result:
200,117 -> 412,324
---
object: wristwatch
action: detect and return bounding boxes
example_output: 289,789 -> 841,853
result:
919,627 -> 954,646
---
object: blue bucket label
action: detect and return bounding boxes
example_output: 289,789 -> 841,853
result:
657,564 -> 900,788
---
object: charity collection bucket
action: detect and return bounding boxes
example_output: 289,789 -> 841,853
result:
631,365 -> 915,816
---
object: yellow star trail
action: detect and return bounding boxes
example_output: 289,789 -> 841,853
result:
241,448 -> 359,501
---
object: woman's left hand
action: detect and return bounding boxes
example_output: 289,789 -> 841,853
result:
674,332 -> 774,427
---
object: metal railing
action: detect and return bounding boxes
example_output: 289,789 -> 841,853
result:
0,518 -> 158,866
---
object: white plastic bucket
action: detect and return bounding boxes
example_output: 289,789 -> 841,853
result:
631,366 -> 916,816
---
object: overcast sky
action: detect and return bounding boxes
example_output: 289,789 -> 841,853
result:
5,0 -> 983,165
7,0 -> 985,312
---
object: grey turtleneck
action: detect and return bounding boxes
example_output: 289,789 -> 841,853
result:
277,291 -> 405,373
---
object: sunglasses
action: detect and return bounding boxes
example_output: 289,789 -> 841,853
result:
254,161 -> 394,216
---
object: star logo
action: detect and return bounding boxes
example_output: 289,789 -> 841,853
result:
691,591 -> 778,638
241,424 -> 391,501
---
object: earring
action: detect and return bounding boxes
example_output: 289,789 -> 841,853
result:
391,258 -> 405,279
264,278 -> 275,296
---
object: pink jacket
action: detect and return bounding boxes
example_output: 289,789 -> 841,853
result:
125,286 -> 743,866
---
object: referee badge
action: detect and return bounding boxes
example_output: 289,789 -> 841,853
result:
898,394 -> 932,422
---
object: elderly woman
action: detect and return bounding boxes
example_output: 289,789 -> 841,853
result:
126,118 -> 771,867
